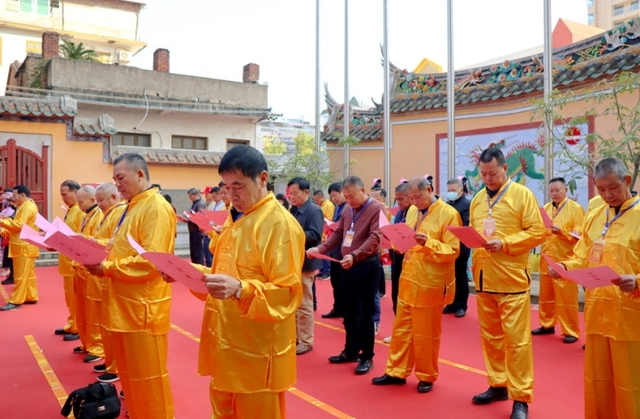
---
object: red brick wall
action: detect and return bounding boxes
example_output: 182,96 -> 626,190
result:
153,49 -> 170,73
42,32 -> 60,59
243,63 -> 259,83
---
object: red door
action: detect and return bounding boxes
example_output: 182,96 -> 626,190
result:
0,139 -> 49,216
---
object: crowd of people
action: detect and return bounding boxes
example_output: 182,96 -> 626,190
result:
0,145 -> 638,418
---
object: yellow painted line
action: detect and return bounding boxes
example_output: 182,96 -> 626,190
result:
170,323 -> 200,342
24,335 -> 71,411
287,387 -> 355,419
315,320 -> 487,377
0,284 -> 10,303
171,322 -> 355,418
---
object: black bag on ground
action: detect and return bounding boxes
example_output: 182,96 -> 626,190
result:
60,382 -> 121,419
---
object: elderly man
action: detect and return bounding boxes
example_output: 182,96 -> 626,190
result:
469,147 -> 545,419
197,145 -> 304,418
550,157 -> 640,418
0,185 -> 39,310
85,153 -> 177,419
309,176 -> 384,376
372,176 -> 460,393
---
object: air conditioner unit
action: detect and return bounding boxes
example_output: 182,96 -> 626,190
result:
117,50 -> 131,64
51,0 -> 60,7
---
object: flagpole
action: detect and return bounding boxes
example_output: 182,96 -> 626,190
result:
315,0 -> 321,154
446,0 -> 455,181
343,0 -> 350,178
383,0 -> 390,203
543,0 -> 553,203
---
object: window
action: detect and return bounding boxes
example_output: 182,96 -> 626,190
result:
587,0 -> 593,7
19,0 -> 48,15
613,5 -> 625,16
26,40 -> 41,54
112,132 -> 151,147
587,13 -> 594,24
172,135 -> 207,150
632,1 -> 639,11
226,139 -> 249,150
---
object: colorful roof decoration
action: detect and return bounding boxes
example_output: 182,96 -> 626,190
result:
323,17 -> 640,142
73,115 -> 117,137
0,96 -> 77,118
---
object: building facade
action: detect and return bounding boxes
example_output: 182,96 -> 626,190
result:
589,0 -> 640,28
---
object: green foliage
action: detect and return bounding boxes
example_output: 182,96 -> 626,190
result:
261,135 -> 286,155
274,132 -> 360,192
28,59 -> 49,89
530,71 -> 640,187
59,39 -> 98,61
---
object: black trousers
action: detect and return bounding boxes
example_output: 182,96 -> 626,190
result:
2,245 -> 13,281
390,251 -> 404,315
189,230 -> 204,265
450,250 -> 470,311
342,255 -> 380,361
329,261 -> 344,315
378,256 -> 386,296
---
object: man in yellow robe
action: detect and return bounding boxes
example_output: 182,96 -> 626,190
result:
55,180 -> 84,340
0,185 -> 39,310
469,148 -> 545,419
533,177 -> 584,343
72,185 -> 104,363
85,153 -> 176,419
91,182 -> 126,383
550,157 -> 640,418
372,176 -> 460,393
198,145 -> 304,418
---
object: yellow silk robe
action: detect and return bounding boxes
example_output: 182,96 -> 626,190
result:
75,205 -> 104,299
198,193 -> 305,393
469,180 -> 546,292
102,188 -> 176,334
320,199 -> 335,221
587,195 -> 605,214
58,203 -> 84,275
1,199 -> 39,258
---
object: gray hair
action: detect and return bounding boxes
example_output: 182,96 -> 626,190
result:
343,176 -> 365,189
187,187 -> 200,196
79,185 -> 96,196
96,182 -> 118,197
113,153 -> 150,181
408,176 -> 431,191
594,157 -> 627,181
395,183 -> 409,193
447,178 -> 463,188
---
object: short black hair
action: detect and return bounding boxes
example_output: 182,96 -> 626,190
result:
313,190 -> 324,197
163,193 -> 172,204
328,182 -> 342,194
218,145 -> 267,180
549,177 -> 566,185
113,153 -> 150,181
372,187 -> 387,198
13,185 -> 30,197
60,179 -> 81,191
287,177 -> 310,191
479,147 -> 506,166
211,186 -> 220,193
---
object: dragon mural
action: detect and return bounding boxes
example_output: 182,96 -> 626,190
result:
464,138 -> 544,194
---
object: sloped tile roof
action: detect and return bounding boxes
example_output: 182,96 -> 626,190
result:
73,115 -> 117,136
111,146 -> 224,166
322,125 -> 382,142
0,97 -> 77,118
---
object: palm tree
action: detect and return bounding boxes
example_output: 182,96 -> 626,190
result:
59,39 -> 98,61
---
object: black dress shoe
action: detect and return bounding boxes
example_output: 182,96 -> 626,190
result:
510,401 -> 528,419
1,277 -> 14,285
455,309 -> 466,318
472,386 -> 509,405
563,336 -> 578,344
354,359 -> 373,375
63,333 -> 80,341
531,326 -> 555,335
321,310 -> 343,319
371,374 -> 406,386
55,328 -> 72,335
23,301 -> 37,305
328,352 -> 359,364
442,306 -> 456,314
417,381 -> 433,393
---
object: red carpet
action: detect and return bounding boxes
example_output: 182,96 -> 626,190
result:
0,266 -> 584,418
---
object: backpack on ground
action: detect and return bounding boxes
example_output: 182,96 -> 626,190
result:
60,382 -> 121,419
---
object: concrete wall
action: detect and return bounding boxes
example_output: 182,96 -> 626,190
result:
48,58 -> 269,109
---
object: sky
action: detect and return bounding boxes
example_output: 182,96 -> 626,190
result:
130,0 -> 589,124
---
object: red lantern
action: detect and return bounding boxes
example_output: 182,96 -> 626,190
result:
565,127 -> 581,145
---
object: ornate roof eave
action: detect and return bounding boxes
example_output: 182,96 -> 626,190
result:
73,114 -> 117,137
0,95 -> 77,118
110,145 -> 224,166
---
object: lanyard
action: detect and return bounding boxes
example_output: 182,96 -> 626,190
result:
81,208 -> 98,232
414,208 -> 430,232
601,198 -> 640,238
98,203 -> 126,229
552,199 -> 568,219
110,205 -> 129,239
486,181 -> 511,217
349,198 -> 372,230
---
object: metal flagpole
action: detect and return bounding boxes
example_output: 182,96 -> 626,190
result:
543,0 -> 553,203
343,0 -> 350,178
446,0 -> 455,181
383,0 -> 390,204
315,0 -> 321,154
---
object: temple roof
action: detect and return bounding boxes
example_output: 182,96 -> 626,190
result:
74,115 -> 117,137
323,17 -> 640,142
0,96 -> 77,118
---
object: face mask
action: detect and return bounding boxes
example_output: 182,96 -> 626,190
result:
446,192 -> 459,202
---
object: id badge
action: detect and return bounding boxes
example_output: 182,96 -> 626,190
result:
588,238 -> 605,264
343,229 -> 355,248
483,217 -> 496,238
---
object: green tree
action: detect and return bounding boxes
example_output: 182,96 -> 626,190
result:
531,71 -> 640,188
261,135 -> 287,155
59,39 -> 98,61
